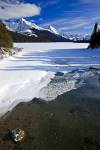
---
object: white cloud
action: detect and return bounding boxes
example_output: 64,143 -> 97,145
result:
0,0 -> 41,20
41,17 -> 88,29
41,14 -> 100,34
41,16 -> 95,34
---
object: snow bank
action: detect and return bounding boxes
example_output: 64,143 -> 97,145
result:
0,47 -> 21,60
0,71 -> 54,115
0,42 -> 99,116
15,42 -> 88,51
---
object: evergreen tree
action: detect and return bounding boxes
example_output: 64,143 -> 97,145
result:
90,23 -> 100,48
0,21 -> 13,48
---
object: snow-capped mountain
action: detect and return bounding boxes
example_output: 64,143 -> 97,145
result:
6,18 -> 60,35
47,25 -> 59,35
3,21 -> 14,31
83,34 -> 90,41
20,29 -> 38,37
6,18 -> 69,42
19,18 -> 43,31
7,18 -> 70,42
63,33 -> 90,42
5,25 -> 13,31
17,18 -> 60,36
5,18 -> 90,42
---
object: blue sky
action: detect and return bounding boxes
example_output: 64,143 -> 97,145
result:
0,0 -> 100,34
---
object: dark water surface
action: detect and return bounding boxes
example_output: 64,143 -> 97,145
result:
0,69 -> 100,150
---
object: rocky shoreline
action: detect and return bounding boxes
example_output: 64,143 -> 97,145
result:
0,47 -> 22,60
0,70 -> 100,150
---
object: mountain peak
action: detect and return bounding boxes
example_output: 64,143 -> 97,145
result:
17,18 -> 43,32
48,25 -> 59,35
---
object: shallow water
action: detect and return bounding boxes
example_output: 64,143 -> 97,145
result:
0,69 -> 100,150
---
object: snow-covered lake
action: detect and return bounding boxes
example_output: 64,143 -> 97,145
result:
0,42 -> 100,115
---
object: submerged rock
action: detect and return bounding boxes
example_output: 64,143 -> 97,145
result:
55,72 -> 64,76
11,128 -> 25,142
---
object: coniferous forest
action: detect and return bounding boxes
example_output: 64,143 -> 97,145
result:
0,21 -> 13,48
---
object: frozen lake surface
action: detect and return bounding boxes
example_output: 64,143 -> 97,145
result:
0,42 -> 100,115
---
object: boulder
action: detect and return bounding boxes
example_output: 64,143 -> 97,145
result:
11,128 -> 25,142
